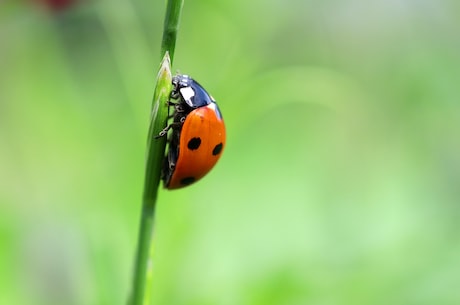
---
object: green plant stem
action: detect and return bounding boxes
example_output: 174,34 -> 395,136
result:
161,0 -> 184,65
130,54 -> 171,305
130,0 -> 184,304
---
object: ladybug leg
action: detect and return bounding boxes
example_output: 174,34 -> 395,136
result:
170,90 -> 180,99
170,77 -> 182,99
155,123 -> 176,138
169,101 -> 185,113
156,100 -> 186,138
161,152 -> 175,182
167,150 -> 176,170
160,128 -> 179,184
165,104 -> 184,118
165,103 -> 178,119
155,125 -> 171,139
165,100 -> 184,119
154,117 -> 185,139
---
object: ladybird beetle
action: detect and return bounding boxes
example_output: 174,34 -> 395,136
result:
158,75 -> 226,189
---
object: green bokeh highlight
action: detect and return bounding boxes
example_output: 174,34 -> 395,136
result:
1,1 -> 460,305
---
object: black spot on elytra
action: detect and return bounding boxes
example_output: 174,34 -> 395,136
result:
212,143 -> 223,156
187,137 -> 201,150
180,177 -> 195,185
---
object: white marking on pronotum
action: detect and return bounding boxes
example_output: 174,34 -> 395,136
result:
180,87 -> 195,107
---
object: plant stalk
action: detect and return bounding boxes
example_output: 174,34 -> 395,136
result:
160,0 -> 184,65
130,0 -> 184,304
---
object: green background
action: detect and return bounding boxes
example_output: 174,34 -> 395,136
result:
1,1 -> 460,304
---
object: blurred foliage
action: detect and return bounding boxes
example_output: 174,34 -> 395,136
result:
1,0 -> 460,305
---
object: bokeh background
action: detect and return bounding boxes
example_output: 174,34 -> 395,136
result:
2,0 -> 460,304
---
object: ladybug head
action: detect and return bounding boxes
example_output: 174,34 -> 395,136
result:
173,75 -> 214,109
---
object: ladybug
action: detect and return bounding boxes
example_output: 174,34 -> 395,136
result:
158,75 -> 226,189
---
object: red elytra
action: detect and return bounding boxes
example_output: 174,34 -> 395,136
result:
167,104 -> 225,189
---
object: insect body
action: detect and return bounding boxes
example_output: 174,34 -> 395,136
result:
160,75 -> 226,189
